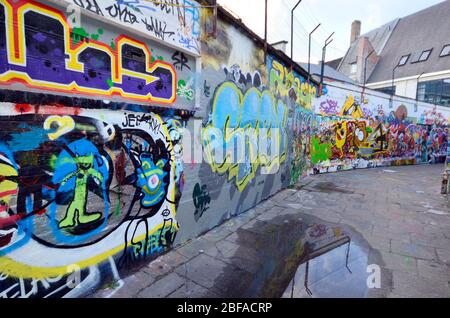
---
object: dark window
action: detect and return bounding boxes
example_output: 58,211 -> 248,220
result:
417,78 -> 450,107
375,86 -> 396,95
398,55 -> 409,66
440,44 -> 450,57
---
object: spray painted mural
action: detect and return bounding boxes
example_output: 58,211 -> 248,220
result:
290,107 -> 314,183
63,0 -> 201,55
0,0 -> 198,298
266,57 -> 317,184
269,59 -> 316,111
0,102 -> 186,297
174,14 -> 322,251
201,49 -> 317,192
0,0 -> 197,107
202,80 -> 289,192
309,87 -> 449,174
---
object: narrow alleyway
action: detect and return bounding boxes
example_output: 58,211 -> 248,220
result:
91,164 -> 450,298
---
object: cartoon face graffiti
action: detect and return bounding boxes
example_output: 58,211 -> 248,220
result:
77,154 -> 95,171
353,122 -> 368,148
335,121 -> 348,151
0,104 -> 185,298
58,153 -> 104,229
136,155 -> 167,208
53,140 -> 110,230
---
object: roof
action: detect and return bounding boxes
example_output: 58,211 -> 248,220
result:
325,57 -> 343,70
337,19 -> 399,76
368,0 -> 450,83
299,62 -> 356,84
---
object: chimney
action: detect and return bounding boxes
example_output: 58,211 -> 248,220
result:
350,20 -> 361,44
355,36 -> 379,84
271,40 -> 288,55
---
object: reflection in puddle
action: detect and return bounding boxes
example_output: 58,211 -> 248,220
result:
282,238 -> 370,298
216,213 -> 383,298
281,222 -> 372,298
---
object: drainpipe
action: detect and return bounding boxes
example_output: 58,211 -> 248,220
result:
415,72 -> 425,112
390,64 -> 399,108
362,49 -> 375,102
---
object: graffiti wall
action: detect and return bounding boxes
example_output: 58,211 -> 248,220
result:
174,13 -> 318,243
0,0 -> 196,298
309,83 -> 449,174
0,0 -> 197,108
58,0 -> 201,55
0,102 -> 188,297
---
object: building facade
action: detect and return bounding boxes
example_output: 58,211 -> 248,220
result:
334,1 -> 450,107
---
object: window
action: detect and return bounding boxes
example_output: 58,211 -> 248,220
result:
417,78 -> 450,107
350,62 -> 357,74
412,49 -> 432,63
440,44 -> 450,57
398,55 -> 409,66
375,86 -> 396,95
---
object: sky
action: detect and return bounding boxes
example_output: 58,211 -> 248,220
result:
217,0 -> 445,64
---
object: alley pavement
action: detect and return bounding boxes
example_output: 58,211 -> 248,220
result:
91,164 -> 450,298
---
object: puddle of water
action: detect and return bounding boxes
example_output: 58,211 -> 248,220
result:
282,241 -> 370,298
216,213 -> 385,298
309,182 -> 354,194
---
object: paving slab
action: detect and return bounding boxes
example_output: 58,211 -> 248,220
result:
390,241 -> 437,260
174,254 -> 229,289
137,273 -> 186,298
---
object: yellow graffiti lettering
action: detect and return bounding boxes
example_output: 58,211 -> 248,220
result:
0,0 -> 177,104
43,116 -> 76,141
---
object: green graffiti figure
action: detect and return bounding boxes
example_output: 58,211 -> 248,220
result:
311,137 -> 332,164
58,154 -> 103,228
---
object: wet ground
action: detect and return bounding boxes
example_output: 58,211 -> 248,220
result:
216,213 -> 386,298
91,164 -> 450,298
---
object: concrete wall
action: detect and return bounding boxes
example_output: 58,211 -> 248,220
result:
0,0 -> 447,298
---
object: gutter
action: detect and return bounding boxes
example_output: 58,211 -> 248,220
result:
367,69 -> 450,87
